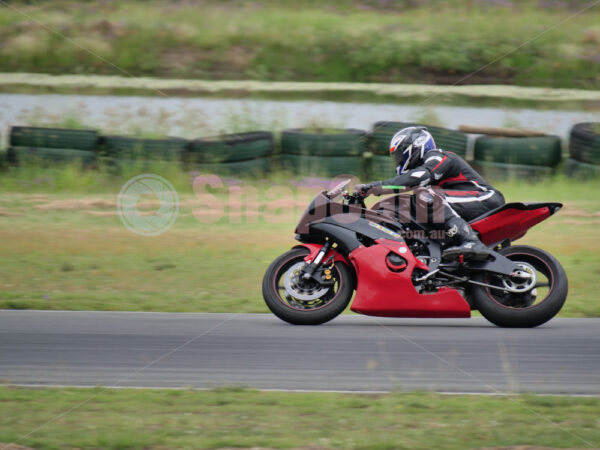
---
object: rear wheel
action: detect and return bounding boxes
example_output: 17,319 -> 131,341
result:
262,247 -> 354,325
470,245 -> 568,328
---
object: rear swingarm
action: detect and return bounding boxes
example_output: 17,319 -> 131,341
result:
435,268 -> 534,294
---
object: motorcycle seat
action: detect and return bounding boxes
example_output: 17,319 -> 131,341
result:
468,202 -> 563,224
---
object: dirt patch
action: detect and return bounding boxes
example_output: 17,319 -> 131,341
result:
561,203 -> 600,218
0,208 -> 21,217
85,210 -> 166,217
161,47 -> 200,73
216,447 -> 329,450
35,199 -> 115,210
0,444 -> 36,450
26,194 -> 50,202
559,219 -> 600,225
84,211 -> 119,217
227,46 -> 254,70
562,209 -> 600,218
86,19 -> 129,38
0,194 -> 49,204
478,447 -> 587,450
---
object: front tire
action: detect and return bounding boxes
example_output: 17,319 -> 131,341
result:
470,245 -> 568,328
262,247 -> 354,325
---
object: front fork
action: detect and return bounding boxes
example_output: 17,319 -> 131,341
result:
302,240 -> 332,282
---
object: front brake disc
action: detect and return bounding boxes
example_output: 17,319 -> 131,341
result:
283,262 -> 330,301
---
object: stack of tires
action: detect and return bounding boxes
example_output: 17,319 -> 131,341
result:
473,135 -> 562,180
280,129 -> 367,177
566,123 -> 600,178
369,121 -> 468,179
101,135 -> 188,169
7,127 -> 99,166
187,131 -> 273,175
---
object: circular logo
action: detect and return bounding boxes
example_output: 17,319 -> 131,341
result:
117,174 -> 179,236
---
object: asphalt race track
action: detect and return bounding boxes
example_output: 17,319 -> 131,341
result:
1,311 -> 598,395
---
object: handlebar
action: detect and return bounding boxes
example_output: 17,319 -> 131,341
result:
342,190 -> 367,207
328,180 -> 410,205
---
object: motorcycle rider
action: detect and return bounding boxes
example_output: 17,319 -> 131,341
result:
355,126 -> 505,260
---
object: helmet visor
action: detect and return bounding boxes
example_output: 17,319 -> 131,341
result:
395,145 -> 413,174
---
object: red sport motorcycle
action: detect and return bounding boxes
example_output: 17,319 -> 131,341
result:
262,179 -> 567,328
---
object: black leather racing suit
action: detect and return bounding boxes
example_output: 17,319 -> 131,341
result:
382,149 -> 505,223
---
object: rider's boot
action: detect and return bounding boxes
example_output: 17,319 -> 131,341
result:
443,216 -> 491,261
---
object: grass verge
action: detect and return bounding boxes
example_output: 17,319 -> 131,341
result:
0,386 -> 598,449
0,164 -> 598,316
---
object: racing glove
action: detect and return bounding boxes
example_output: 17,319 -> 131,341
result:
354,181 -> 383,197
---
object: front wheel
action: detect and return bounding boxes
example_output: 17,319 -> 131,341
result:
470,245 -> 568,328
262,247 -> 354,325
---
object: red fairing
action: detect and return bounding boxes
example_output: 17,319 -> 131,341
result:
298,243 -> 348,265
349,239 -> 471,318
471,207 -> 551,246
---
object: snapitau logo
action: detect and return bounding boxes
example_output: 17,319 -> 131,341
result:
117,174 -> 179,236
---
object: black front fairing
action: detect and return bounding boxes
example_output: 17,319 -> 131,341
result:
309,216 -> 405,255
295,191 -> 407,256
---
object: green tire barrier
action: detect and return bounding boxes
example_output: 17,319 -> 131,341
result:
565,158 -> 600,179
371,122 -> 468,157
7,147 -> 96,166
104,156 -> 270,175
473,161 -> 554,181
101,158 -> 182,171
281,129 -> 368,157
103,136 -> 187,162
188,132 -> 274,164
10,127 -> 99,151
200,157 -> 271,175
569,123 -> 600,165
280,154 -> 362,177
474,136 -> 562,167
365,154 -> 394,180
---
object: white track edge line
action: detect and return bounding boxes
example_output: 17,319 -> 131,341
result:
2,383 -> 598,398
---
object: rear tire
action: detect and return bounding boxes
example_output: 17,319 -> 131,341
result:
470,245 -> 568,328
262,247 -> 354,325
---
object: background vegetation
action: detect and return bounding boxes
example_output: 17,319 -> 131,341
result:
0,0 -> 598,88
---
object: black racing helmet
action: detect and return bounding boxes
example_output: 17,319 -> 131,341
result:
389,126 -> 437,174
